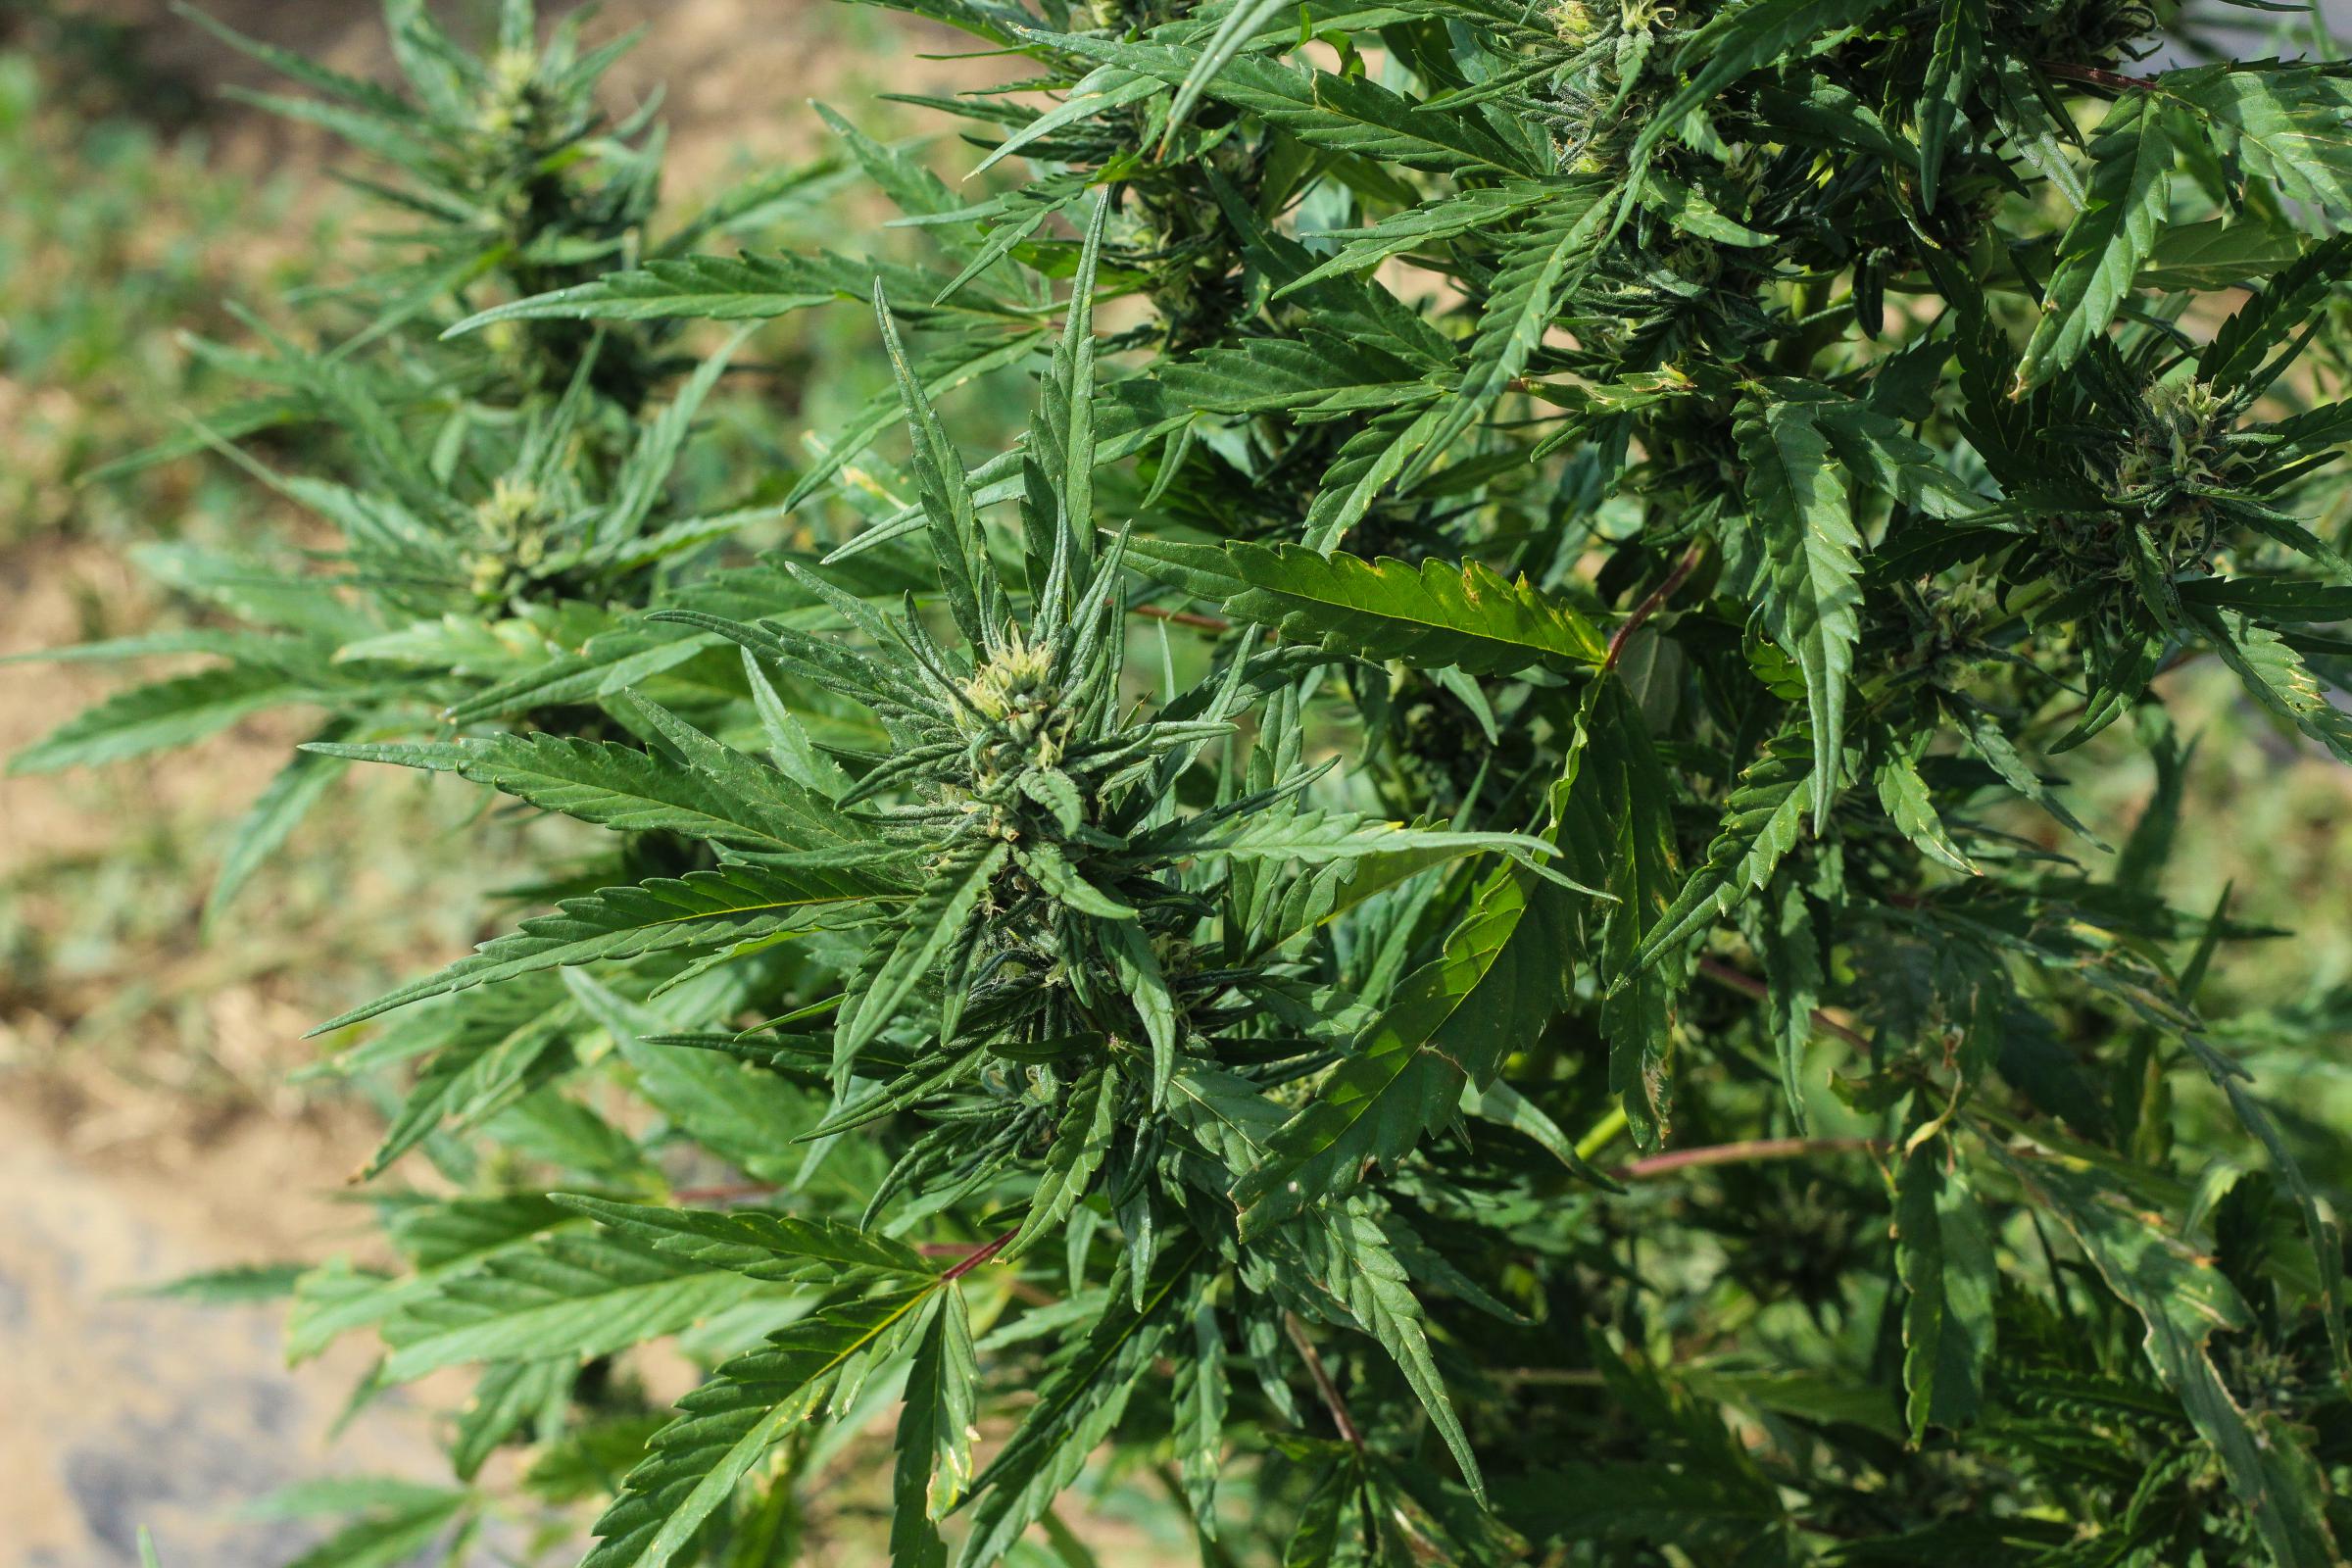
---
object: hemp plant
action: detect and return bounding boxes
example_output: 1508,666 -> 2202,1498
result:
70,0 -> 2352,1563
13,0 -> 835,920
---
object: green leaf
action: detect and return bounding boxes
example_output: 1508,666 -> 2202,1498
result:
315,863 -> 894,1034
834,844 -> 1006,1072
956,1249 -> 1200,1567
892,1289 -> 980,1568
1894,1146 -> 1994,1439
448,254 -> 836,331
2015,94 -> 2173,391
2175,65 -> 2352,219
552,1195 -> 931,1283
1220,544 -> 1606,675
11,663 -> 299,774
204,728 -> 353,931
1407,186 -> 1611,482
1161,0 -> 1291,149
1173,1298 -> 1228,1534
1629,731 -> 1812,972
1753,881 -> 1822,1129
1987,1144 -> 2338,1567
1557,685 -> 1683,1147
873,283 -> 999,649
1048,37 -> 1538,175
1269,1206 -> 1485,1503
1280,184 -> 1553,298
584,1286 -> 940,1568
307,726 -> 855,853
1727,399 -> 1859,826
2191,606 -> 2352,764
1875,744 -> 1979,875
1640,0 -> 1897,163
380,1230 -> 772,1381
1917,0 -> 1984,208
1008,1065 -> 1120,1258
273,1489 -> 469,1568
1236,874 -> 1569,1237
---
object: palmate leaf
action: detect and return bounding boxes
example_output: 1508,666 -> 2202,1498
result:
874,283 -> 997,648
313,862 -> 899,1034
1280,183 -> 1555,297
1216,544 -> 1607,676
11,662 -> 307,774
1006,1064 -> 1120,1259
305,724 -> 854,853
1173,1299 -> 1229,1534
2015,93 -> 2174,391
551,1196 -> 932,1283
1637,0 -> 1897,163
1917,0 -> 1984,207
1727,399 -> 1859,827
1156,807 -> 1566,878
1406,185 -> 1613,486
585,1286 -> 941,1568
379,1230 -> 774,1381
448,253 -> 836,330
833,843 -> 1009,1073
2191,606 -> 2352,764
1557,685 -> 1684,1147
2176,65 -> 2352,219
955,1248 -> 1201,1568
1988,1144 -> 2338,1567
1046,36 -> 1539,175
1875,742 -> 1979,874
1301,404 -> 1449,551
1265,1206 -> 1485,1504
1234,874 -> 1571,1237
892,1289 -> 980,1568
204,724 -> 356,931
285,1197 -> 579,1362
1627,731 -> 1812,972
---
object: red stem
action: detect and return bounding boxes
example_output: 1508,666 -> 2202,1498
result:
1617,1137 -> 1888,1181
1283,1311 -> 1365,1449
1603,545 -> 1704,673
1131,603 -> 1231,632
2040,61 -> 2160,92
1696,956 -> 1871,1051
940,1227 -> 1020,1282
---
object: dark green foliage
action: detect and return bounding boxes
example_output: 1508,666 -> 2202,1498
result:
41,0 -> 2352,1562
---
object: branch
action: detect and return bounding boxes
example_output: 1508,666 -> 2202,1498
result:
1696,955 -> 1870,1051
940,1226 -> 1020,1282
1283,1310 -> 1364,1449
2040,61 -> 2161,92
1131,603 -> 1231,632
1603,544 -> 1704,673
1616,1136 -> 1888,1181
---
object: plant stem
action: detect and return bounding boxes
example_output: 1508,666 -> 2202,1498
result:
940,1227 -> 1020,1282
1132,603 -> 1231,632
2041,61 -> 2161,91
1617,1136 -> 1888,1181
1696,955 -> 1870,1050
1603,544 -> 1704,672
1283,1310 -> 1364,1450
1574,1104 -> 1630,1163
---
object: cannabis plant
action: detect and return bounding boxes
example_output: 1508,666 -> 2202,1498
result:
12,0 -> 836,921
72,0 -> 2352,1562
